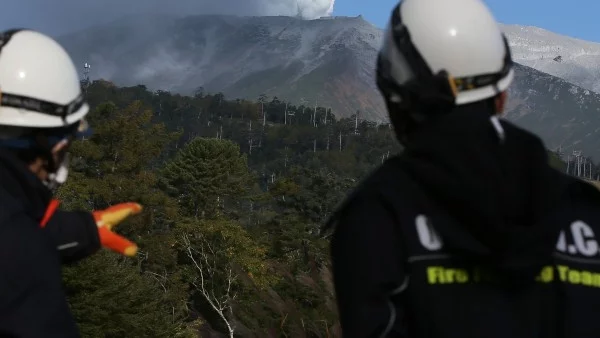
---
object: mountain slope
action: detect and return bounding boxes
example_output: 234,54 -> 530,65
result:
501,24 -> 600,94
59,14 -> 600,159
59,14 -> 386,120
506,63 -> 600,159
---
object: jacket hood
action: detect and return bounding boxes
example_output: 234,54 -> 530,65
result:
400,102 -> 573,285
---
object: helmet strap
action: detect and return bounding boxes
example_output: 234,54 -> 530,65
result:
44,152 -> 69,191
34,133 -> 71,191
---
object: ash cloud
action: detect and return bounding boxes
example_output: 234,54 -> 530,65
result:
0,0 -> 335,36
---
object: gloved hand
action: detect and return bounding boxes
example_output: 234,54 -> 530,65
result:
93,203 -> 142,257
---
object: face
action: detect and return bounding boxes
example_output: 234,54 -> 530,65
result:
494,91 -> 508,115
29,139 -> 70,181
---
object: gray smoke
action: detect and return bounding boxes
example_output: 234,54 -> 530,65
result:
0,0 -> 335,36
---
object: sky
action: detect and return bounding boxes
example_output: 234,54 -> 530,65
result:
0,0 -> 598,42
334,0 -> 600,42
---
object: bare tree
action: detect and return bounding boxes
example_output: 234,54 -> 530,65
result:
111,150 -> 119,173
313,99 -> 318,128
284,146 -> 289,168
182,234 -> 237,338
248,120 -> 257,154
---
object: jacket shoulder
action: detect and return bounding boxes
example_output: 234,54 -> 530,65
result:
553,177 -> 600,227
322,157 -> 411,234
583,179 -> 600,192
568,178 -> 600,204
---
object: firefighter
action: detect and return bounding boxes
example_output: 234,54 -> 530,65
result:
0,29 -> 140,336
327,0 -> 600,336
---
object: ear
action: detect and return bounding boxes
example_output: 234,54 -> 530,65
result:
494,91 -> 508,114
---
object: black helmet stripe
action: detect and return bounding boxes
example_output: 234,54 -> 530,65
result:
0,91 -> 85,120
389,2 -> 434,80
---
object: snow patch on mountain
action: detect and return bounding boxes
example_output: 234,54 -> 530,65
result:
501,24 -> 600,93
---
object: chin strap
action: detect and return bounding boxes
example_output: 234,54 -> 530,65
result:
490,116 -> 506,144
43,152 -> 69,191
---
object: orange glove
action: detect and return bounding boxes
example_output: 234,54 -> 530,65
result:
93,203 -> 142,257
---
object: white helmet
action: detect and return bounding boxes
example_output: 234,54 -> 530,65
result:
377,0 -> 513,107
0,29 -> 89,128
0,29 -> 90,190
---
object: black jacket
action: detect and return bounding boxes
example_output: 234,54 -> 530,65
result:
0,148 -> 100,337
328,103 -> 600,337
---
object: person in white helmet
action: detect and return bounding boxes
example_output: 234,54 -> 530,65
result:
0,29 -> 142,336
325,0 -> 600,337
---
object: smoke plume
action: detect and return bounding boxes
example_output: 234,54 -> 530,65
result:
0,0 -> 336,36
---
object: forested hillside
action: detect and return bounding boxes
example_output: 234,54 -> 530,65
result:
59,80 -> 570,337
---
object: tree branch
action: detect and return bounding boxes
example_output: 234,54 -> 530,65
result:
182,233 -> 236,338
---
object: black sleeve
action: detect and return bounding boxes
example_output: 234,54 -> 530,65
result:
330,195 -> 408,338
0,215 -> 80,337
43,210 -> 101,264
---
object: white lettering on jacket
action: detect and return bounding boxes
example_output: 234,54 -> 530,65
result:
415,215 -> 443,251
556,220 -> 599,257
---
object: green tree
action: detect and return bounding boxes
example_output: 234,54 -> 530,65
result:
64,253 -> 189,338
58,100 -> 190,336
177,218 -> 272,337
72,81 -> 586,338
161,138 -> 253,219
